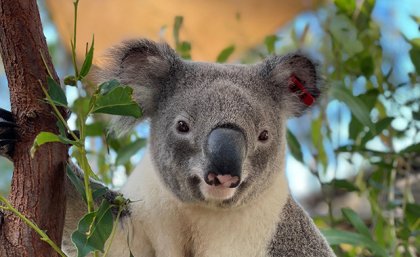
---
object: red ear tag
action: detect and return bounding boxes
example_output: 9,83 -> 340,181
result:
289,75 -> 315,106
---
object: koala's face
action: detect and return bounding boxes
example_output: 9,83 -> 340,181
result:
99,39 -> 319,208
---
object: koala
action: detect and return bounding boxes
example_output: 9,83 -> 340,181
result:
0,39 -> 336,257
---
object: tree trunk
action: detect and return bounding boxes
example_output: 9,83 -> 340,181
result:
0,1 -> 68,256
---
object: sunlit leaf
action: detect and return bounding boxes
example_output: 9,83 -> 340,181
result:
334,0 -> 356,16
93,86 -> 142,118
30,132 -> 74,158
71,200 -> 114,257
79,36 -> 95,79
216,45 -> 235,63
264,35 -> 280,54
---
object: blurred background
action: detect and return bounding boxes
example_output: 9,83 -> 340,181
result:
1,0 -> 419,255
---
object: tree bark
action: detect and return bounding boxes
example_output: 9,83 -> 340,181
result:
0,1 -> 67,256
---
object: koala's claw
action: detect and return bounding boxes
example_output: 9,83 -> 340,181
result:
0,108 -> 17,160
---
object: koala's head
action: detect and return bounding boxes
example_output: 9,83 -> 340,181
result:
98,39 -> 320,208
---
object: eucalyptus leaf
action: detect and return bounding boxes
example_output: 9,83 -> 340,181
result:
47,77 -> 68,107
264,35 -> 279,54
329,179 -> 359,192
71,200 -> 114,257
216,45 -> 235,63
99,80 -> 121,95
66,165 -> 87,203
330,86 -> 376,134
409,38 -> 420,75
342,208 -> 371,238
116,138 -> 147,166
93,86 -> 142,118
286,129 -> 303,163
400,143 -> 420,154
173,16 -> 183,44
79,36 -> 95,79
334,0 -> 356,16
322,229 -> 389,257
30,132 -> 68,158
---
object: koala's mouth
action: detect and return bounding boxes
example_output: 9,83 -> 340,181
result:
205,173 -> 240,188
199,174 -> 242,201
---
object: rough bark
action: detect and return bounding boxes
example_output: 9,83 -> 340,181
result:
0,1 -> 67,256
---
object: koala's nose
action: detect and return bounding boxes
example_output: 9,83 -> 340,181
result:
205,127 -> 246,188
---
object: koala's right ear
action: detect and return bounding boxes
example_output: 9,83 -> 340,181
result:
94,39 -> 180,135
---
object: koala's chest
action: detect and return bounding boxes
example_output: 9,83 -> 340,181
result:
139,202 -> 279,257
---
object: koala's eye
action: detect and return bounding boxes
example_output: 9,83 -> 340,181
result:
176,120 -> 190,133
258,130 -> 269,141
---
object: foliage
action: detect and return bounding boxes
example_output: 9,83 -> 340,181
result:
274,0 -> 420,256
0,0 -> 419,256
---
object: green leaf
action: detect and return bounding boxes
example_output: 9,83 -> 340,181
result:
79,36 -> 95,79
72,97 -> 91,119
342,208 -> 371,238
311,117 -> 328,168
116,138 -> 147,166
216,45 -> 235,63
72,148 -> 100,181
334,0 -> 356,16
360,117 -> 393,145
286,129 -> 303,163
99,80 -> 121,95
47,77 -> 68,107
71,200 -> 114,257
67,165 -> 87,202
173,16 -> 183,45
322,229 -> 389,257
409,38 -> 420,75
30,132 -> 66,158
413,110 -> 420,120
177,41 -> 192,60
329,15 -> 363,58
93,86 -> 142,118
264,35 -> 279,54
85,122 -> 106,137
400,143 -> 420,154
330,86 -> 376,134
329,179 -> 359,192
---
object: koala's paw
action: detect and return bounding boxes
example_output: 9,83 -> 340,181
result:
0,108 -> 17,160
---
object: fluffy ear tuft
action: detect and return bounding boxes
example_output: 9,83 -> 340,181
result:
262,53 -> 321,117
93,39 -> 180,135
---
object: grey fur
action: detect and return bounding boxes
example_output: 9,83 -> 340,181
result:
268,197 -> 335,256
0,38 -> 335,256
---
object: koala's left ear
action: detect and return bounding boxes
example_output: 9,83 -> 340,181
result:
262,53 -> 321,117
93,39 -> 181,135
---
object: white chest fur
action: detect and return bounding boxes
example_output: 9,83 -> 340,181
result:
115,152 -> 290,257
